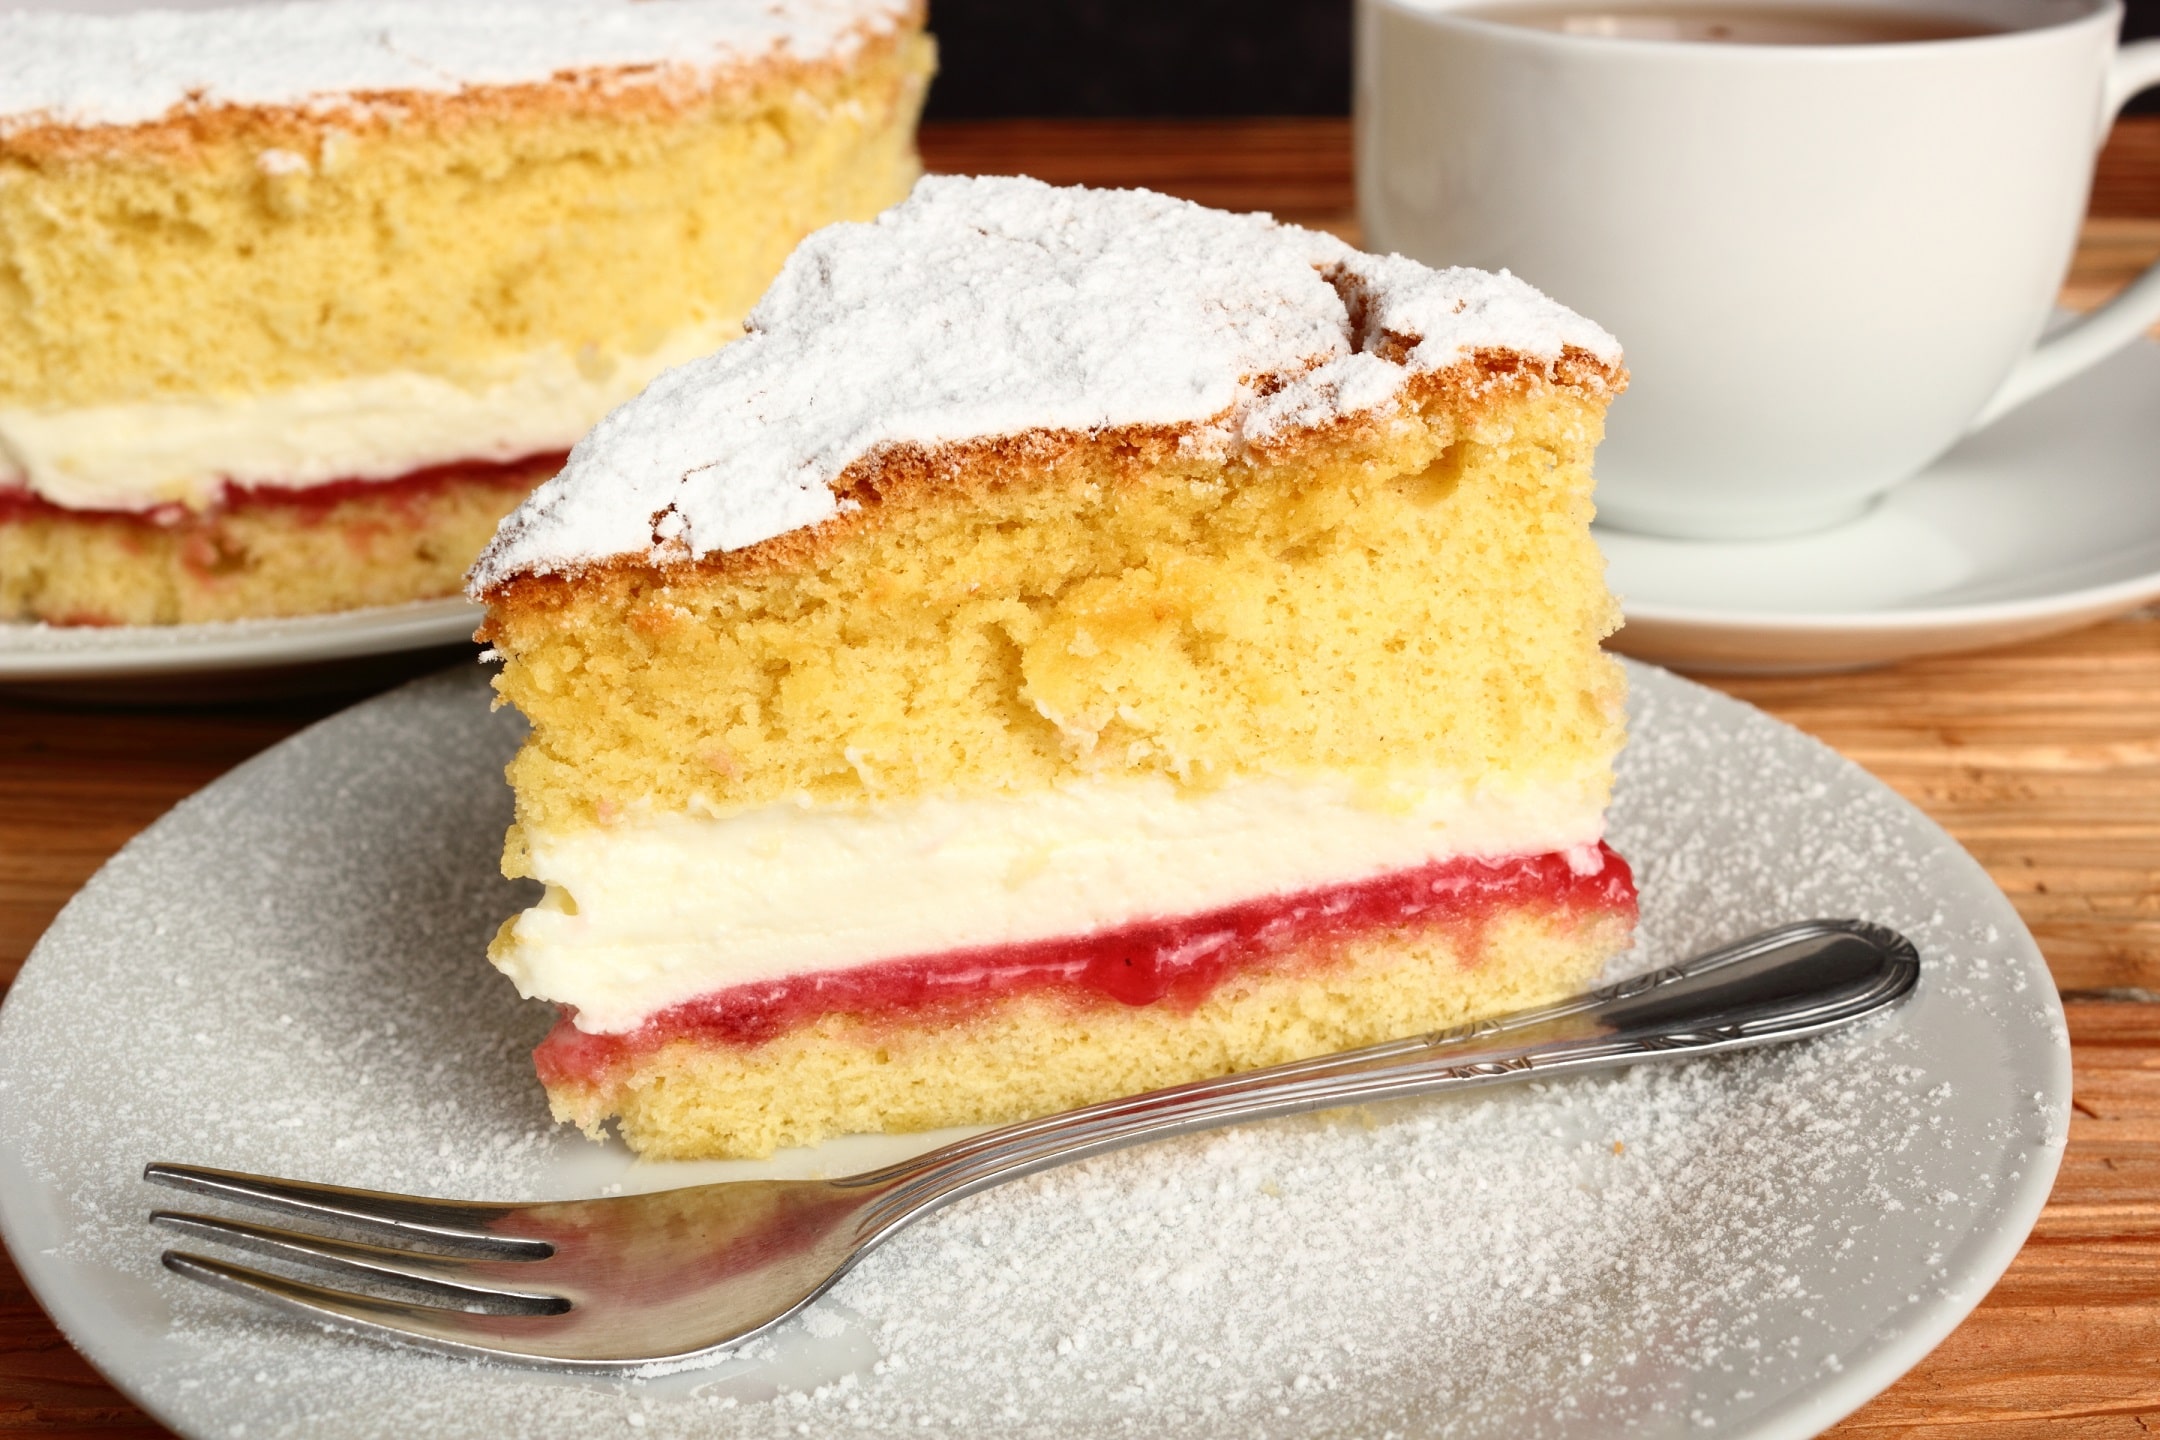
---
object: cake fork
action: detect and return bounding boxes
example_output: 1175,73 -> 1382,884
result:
145,917 -> 1918,1372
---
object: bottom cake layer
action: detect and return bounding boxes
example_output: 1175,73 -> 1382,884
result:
0,453 -> 558,625
542,899 -> 1635,1160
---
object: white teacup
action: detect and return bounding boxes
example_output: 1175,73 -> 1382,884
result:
1357,0 -> 2160,539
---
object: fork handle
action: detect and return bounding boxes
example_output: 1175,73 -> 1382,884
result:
849,919 -> 1918,1241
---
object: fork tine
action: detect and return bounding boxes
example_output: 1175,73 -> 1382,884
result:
143,1163 -> 546,1257
162,1251 -> 574,1365
150,1211 -> 563,1313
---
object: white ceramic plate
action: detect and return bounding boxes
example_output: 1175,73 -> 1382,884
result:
0,661 -> 2068,1440
0,597 -> 479,681
1602,331 -> 2160,673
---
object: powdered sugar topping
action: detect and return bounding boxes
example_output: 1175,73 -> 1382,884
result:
0,0 -> 909,132
471,175 -> 1621,587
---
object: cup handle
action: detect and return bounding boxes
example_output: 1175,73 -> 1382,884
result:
1971,38 -> 2160,428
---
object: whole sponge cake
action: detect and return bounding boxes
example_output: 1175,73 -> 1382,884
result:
0,0 -> 930,625
473,175 -> 1636,1159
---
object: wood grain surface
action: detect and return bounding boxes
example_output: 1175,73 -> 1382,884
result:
2,115 -> 2157,1438
1717,615 -> 2160,1000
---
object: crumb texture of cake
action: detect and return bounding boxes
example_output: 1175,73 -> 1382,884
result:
0,457 -> 553,626
475,175 -> 1633,1158
0,0 -> 929,623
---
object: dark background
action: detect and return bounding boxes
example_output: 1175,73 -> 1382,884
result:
921,0 -> 2160,117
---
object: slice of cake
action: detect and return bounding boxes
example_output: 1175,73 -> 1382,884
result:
471,176 -> 1635,1160
0,0 -> 930,626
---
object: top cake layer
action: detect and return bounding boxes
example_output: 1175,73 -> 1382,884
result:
470,175 -> 1622,590
0,0 -> 911,134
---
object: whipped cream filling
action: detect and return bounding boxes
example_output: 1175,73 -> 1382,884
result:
0,319 -> 739,512
496,769 -> 1612,1035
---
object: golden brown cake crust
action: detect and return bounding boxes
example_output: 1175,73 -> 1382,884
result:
476,350 -> 1623,625
0,4 -> 926,164
478,371 -> 1625,830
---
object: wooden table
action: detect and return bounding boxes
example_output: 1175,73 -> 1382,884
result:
4,118 -> 2158,1438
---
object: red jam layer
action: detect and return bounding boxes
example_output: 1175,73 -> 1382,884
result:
0,449 -> 564,527
534,843 -> 1637,1086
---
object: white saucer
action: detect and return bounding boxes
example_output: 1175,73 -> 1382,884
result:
1602,330 -> 2160,673
0,597 -> 480,682
0,661 -> 2068,1440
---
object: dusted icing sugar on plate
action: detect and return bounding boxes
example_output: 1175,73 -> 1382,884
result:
0,661 -> 2066,1438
